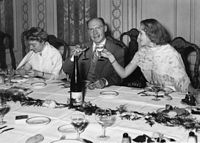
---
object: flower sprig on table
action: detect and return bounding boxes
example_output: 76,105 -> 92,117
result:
2,88 -> 199,130
144,105 -> 200,130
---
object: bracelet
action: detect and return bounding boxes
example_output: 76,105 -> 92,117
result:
111,59 -> 116,64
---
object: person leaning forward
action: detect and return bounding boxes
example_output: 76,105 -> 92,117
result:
16,27 -> 63,80
62,17 -> 124,89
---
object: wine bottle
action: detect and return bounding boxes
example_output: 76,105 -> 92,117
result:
70,55 -> 83,107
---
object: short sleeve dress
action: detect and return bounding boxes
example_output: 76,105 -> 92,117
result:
131,44 -> 190,93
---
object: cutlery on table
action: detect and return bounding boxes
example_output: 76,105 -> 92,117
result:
0,127 -> 14,134
0,125 -> 7,130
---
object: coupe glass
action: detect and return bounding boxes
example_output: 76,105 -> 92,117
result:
95,46 -> 104,60
95,108 -> 116,139
71,113 -> 89,140
0,97 -> 10,125
80,44 -> 89,60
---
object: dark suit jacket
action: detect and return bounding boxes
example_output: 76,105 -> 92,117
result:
62,39 -> 125,86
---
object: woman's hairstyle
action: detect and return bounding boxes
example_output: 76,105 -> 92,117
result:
140,18 -> 171,45
26,27 -> 48,42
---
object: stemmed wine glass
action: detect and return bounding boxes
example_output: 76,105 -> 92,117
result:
80,44 -> 89,60
71,113 -> 89,141
0,95 -> 10,125
95,108 -> 116,139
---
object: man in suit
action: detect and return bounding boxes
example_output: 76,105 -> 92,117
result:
62,17 -> 124,89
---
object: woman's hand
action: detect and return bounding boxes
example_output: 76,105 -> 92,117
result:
101,49 -> 116,64
101,49 -> 111,58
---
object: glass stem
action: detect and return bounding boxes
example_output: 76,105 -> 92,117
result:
76,130 -> 80,140
102,126 -> 106,137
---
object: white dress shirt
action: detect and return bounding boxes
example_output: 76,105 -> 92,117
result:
18,42 -> 63,79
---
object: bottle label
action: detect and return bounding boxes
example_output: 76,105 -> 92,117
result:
71,92 -> 83,106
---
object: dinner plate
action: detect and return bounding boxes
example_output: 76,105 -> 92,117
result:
99,91 -> 119,99
58,124 -> 76,133
26,116 -> 51,125
50,139 -> 83,143
31,82 -> 47,89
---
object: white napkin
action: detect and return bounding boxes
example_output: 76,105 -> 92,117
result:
17,51 -> 34,70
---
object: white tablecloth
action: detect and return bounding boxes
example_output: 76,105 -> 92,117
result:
0,80 -> 198,143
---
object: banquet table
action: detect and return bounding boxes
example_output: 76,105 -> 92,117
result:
0,78 -> 199,143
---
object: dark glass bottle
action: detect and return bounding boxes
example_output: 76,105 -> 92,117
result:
187,131 -> 197,143
121,133 -> 131,143
70,55 -> 83,107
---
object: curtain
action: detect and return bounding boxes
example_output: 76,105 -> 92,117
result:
0,0 -> 13,37
0,0 -> 15,69
57,0 -> 97,45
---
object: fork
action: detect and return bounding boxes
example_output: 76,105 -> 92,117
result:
0,128 -> 14,134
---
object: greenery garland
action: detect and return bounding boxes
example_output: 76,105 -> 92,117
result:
1,88 -> 199,130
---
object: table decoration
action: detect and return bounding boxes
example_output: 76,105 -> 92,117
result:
144,104 -> 200,130
181,93 -> 196,106
6,86 -> 33,95
0,89 -> 68,107
138,85 -> 173,101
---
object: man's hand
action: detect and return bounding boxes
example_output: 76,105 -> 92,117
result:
87,79 -> 106,90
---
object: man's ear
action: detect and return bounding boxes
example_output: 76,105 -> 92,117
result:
104,24 -> 108,33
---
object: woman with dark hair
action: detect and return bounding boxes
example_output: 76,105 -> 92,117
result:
102,18 -> 191,93
16,27 -> 63,80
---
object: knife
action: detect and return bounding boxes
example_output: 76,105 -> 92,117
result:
0,128 -> 14,134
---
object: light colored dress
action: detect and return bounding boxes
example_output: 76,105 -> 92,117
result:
131,44 -> 190,92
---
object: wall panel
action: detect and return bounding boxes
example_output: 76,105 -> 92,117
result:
12,0 -> 200,65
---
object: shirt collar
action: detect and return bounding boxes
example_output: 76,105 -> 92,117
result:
38,42 -> 48,56
92,39 -> 106,51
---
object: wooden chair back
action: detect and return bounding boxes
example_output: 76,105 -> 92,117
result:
171,37 -> 200,88
120,28 -> 146,88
